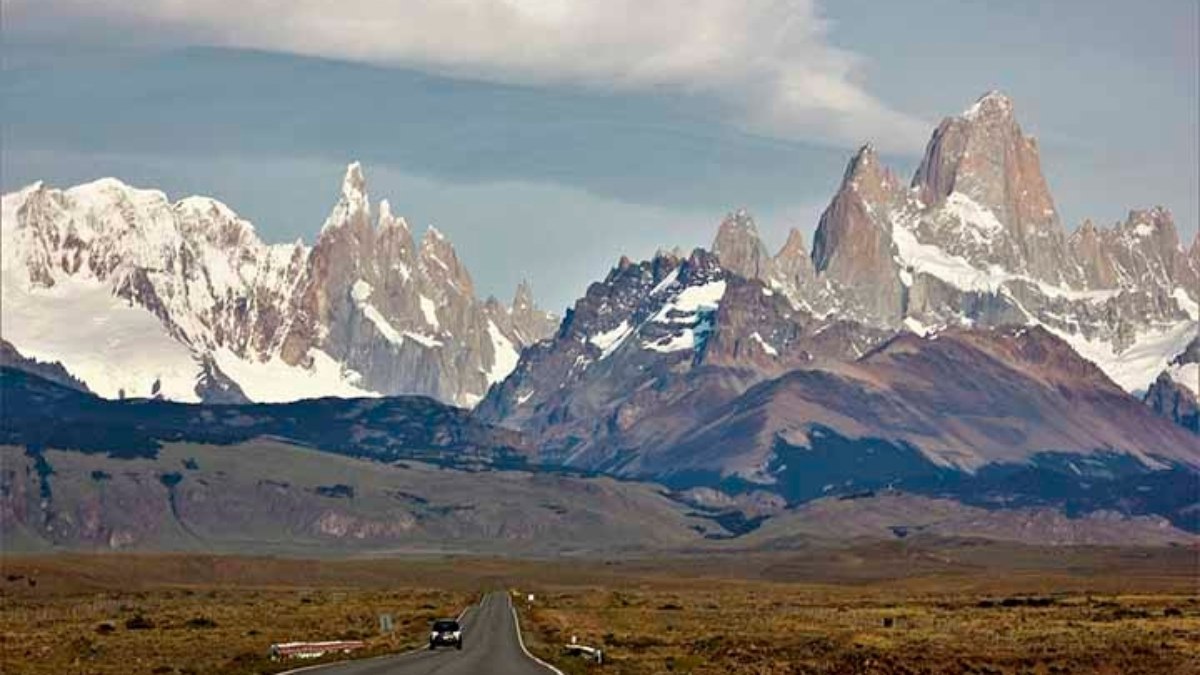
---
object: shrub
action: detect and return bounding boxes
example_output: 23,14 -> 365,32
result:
125,615 -> 155,630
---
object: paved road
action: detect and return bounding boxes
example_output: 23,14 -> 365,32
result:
284,591 -> 561,675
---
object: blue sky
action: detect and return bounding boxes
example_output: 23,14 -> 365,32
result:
3,0 -> 1196,311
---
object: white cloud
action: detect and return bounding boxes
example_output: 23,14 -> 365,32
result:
5,0 -> 928,152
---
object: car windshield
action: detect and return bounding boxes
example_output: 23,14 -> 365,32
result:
433,620 -> 460,632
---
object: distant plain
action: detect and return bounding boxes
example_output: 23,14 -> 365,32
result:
2,545 -> 1197,674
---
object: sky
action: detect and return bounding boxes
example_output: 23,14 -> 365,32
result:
2,0 -> 1197,312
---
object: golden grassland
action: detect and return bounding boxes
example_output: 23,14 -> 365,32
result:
1,545 -> 1198,674
0,555 -> 478,675
511,544 -> 1200,674
518,583 -> 1200,674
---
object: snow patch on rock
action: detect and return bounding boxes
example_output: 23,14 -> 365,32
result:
1047,320 -> 1199,394
943,192 -> 1005,244
485,319 -> 519,385
652,280 -> 727,322
419,295 -> 439,328
589,320 -> 633,359
213,348 -> 376,402
0,270 -> 202,401
749,332 -> 778,356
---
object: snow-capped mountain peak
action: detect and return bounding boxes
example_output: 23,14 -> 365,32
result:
802,93 -> 1199,393
1,164 -> 556,406
321,161 -> 371,234
961,89 -> 1014,120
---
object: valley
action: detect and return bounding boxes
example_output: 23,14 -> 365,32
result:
2,549 -> 1197,674
3,5 -> 1198,674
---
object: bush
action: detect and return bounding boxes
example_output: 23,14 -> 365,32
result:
125,615 -> 155,630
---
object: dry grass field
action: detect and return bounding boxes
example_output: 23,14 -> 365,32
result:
1,544 -> 1197,674
518,582 -> 1200,674
0,555 -> 478,675
513,544 -> 1200,675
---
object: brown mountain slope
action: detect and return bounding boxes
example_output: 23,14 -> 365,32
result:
738,493 -> 1195,548
654,326 -> 1199,481
0,440 -> 726,554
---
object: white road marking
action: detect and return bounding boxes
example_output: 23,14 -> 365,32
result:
507,593 -> 566,675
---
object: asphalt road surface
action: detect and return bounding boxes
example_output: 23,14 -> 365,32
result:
284,591 -> 561,675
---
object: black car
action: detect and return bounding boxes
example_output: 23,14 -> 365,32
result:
429,619 -> 463,650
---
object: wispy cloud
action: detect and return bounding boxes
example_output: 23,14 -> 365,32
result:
5,0 -> 928,152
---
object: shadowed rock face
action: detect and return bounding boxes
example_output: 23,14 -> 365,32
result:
2,164 -> 556,406
1144,373 -> 1199,434
0,340 -> 90,394
0,366 -> 532,464
1144,336 -> 1200,433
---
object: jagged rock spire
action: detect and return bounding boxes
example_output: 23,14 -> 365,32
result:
512,279 -> 535,313
774,227 -> 814,288
711,209 -> 776,282
321,161 -> 371,234
911,91 -> 1077,285
811,144 -> 905,323
841,143 -> 899,201
419,225 -> 475,298
1074,207 -> 1193,292
506,278 -> 557,342
284,163 -> 553,405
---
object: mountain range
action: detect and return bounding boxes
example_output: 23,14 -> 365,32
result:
2,91 -> 1198,551
1,163 -> 556,407
2,366 -> 1194,551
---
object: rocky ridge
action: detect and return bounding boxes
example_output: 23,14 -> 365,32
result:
0,163 -> 556,406
803,92 -> 1198,394
478,92 -> 1200,530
